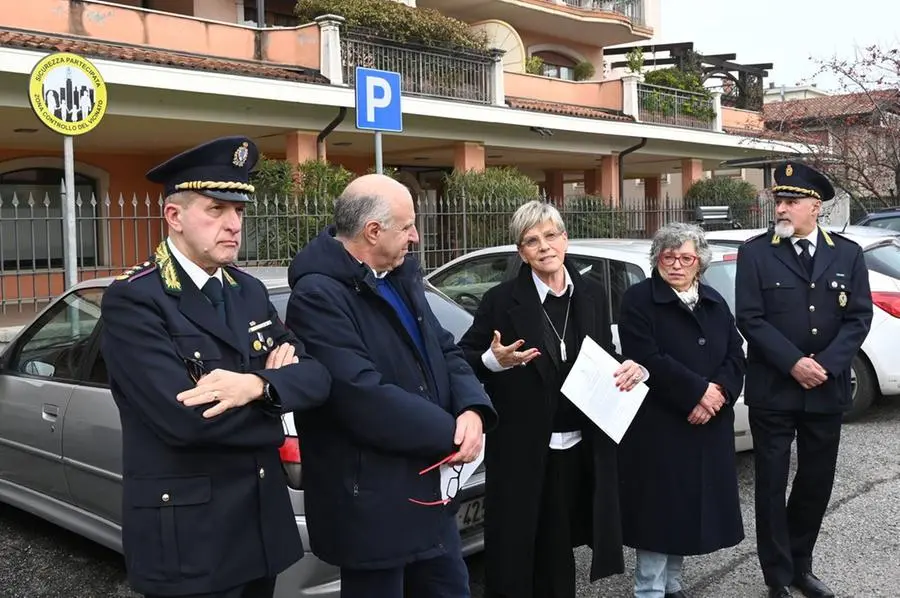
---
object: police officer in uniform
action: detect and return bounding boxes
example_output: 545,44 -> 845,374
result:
735,162 -> 873,598
100,136 -> 332,598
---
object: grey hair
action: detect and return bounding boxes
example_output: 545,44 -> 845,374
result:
509,200 -> 566,245
650,222 -> 712,274
333,191 -> 394,238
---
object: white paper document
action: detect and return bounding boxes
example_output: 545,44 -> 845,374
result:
561,336 -> 647,444
440,435 -> 485,501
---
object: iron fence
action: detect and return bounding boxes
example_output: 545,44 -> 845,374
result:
0,190 -> 777,314
637,83 -> 716,131
560,0 -> 645,25
340,28 -> 495,104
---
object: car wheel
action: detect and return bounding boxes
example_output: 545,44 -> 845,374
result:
844,354 -> 877,421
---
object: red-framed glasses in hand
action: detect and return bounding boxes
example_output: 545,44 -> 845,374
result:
408,452 -> 463,507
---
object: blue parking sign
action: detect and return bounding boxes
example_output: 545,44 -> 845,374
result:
355,67 -> 403,133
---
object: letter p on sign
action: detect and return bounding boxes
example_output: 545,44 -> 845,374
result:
355,67 -> 403,133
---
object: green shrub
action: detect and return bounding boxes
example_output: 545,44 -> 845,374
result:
641,67 -> 716,122
573,60 -> 596,82
684,176 -> 763,228
294,0 -> 488,50
562,195 -> 627,238
625,46 -> 644,74
443,167 -> 540,246
525,55 -> 544,75
245,158 -> 355,263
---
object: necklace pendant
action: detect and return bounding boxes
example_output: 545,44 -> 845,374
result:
560,339 -> 567,362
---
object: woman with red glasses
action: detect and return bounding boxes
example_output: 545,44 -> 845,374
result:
617,222 -> 746,598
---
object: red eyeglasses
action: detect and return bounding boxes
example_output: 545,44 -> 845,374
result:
408,452 -> 463,507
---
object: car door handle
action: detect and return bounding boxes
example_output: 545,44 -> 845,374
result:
41,404 -> 59,422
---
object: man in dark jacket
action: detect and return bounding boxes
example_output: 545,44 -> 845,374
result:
101,136 -> 332,598
736,162 -> 872,598
285,174 -> 498,598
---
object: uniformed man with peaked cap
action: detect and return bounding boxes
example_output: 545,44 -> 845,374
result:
100,136 -> 331,598
735,162 -> 872,598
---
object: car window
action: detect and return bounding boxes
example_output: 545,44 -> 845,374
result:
568,256 -> 611,321
608,260 -> 646,323
702,261 -> 738,316
428,253 -> 516,314
863,241 -> 900,280
8,288 -> 104,381
865,216 -> 900,232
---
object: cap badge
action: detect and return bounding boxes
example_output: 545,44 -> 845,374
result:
232,142 -> 250,167
785,164 -> 793,177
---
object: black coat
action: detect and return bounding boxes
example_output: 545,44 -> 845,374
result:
285,227 -> 498,570
100,241 -> 331,596
617,271 -> 746,555
458,262 -> 624,598
735,228 -> 873,413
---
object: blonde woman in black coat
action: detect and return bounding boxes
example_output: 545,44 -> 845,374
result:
459,200 -> 647,598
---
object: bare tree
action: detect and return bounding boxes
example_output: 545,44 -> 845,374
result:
763,45 -> 900,208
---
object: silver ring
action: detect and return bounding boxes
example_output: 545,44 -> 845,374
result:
519,362 -> 527,368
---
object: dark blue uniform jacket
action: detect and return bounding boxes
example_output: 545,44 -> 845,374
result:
285,227 -> 497,570
735,227 -> 873,413
100,241 -> 331,596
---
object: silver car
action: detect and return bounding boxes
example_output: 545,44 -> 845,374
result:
0,267 -> 485,597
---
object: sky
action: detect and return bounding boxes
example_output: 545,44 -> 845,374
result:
658,0 -> 899,92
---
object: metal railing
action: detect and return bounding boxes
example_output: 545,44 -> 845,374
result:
0,191 -> 776,313
560,0 -> 645,25
340,27 -> 495,104
637,83 -> 716,131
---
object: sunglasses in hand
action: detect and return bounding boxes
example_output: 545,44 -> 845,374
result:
408,452 -> 463,507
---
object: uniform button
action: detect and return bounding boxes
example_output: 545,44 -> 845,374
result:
161,493 -> 170,502
810,283 -> 816,289
698,338 -> 706,346
775,282 -> 781,287
193,351 -> 201,359
418,385 -> 425,392
259,467 -> 266,479
809,305 -> 816,312
811,328 -> 818,335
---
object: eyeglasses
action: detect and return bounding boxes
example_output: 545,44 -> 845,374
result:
183,357 -> 208,383
659,254 -> 698,267
408,452 -> 463,507
520,231 -> 564,250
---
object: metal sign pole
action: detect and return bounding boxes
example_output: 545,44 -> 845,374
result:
374,131 -> 383,174
62,135 -> 77,290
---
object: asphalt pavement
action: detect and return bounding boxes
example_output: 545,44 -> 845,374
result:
1,397 -> 898,598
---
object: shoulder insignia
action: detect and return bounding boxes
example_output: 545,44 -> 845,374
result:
116,260 -> 156,282
818,226 -> 836,247
154,241 -> 182,293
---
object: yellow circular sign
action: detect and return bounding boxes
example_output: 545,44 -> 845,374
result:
28,52 -> 107,136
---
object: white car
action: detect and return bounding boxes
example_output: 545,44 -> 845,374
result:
706,226 -> 900,419
425,239 -> 754,452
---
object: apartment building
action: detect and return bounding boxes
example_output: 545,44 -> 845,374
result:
0,0 -> 788,307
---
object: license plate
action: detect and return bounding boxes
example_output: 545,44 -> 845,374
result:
456,496 -> 485,531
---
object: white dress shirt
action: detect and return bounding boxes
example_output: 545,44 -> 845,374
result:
480,266 -> 648,450
791,229 -> 818,257
166,238 -> 223,290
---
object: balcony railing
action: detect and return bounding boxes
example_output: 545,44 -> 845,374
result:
559,0 -> 645,26
637,83 -> 716,131
340,27 -> 495,104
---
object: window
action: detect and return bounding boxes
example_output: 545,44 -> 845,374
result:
865,216 -> 900,233
534,51 -> 577,81
0,168 -> 99,269
428,253 -> 517,314
9,288 -> 105,381
863,241 -> 900,280
242,0 -> 297,26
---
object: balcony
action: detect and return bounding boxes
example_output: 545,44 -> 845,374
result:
416,0 -> 652,47
636,83 -> 716,131
557,0 -> 645,26
340,27 -> 497,104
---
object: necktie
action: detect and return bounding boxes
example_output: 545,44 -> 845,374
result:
201,278 -> 227,323
796,239 -> 813,275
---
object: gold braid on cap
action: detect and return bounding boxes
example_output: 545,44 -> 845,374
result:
174,181 -> 255,193
771,185 -> 821,199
